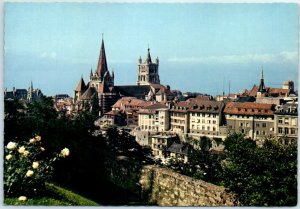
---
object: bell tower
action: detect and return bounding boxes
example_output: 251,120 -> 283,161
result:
137,47 -> 160,85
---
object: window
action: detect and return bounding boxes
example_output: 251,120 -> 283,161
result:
291,118 -> 296,126
202,125 -> 205,130
202,119 -> 205,123
241,129 -> 245,134
256,130 -> 259,135
284,119 -> 289,125
213,114 -> 216,118
278,127 -> 283,134
207,126 -> 210,131
291,128 -> 296,135
284,128 -> 289,135
240,123 -> 243,127
262,131 -> 266,135
208,120 -> 211,124
262,123 -> 266,128
246,123 -> 249,127
256,123 -> 260,128
213,127 -> 216,131
213,120 -> 216,124
278,118 -> 283,124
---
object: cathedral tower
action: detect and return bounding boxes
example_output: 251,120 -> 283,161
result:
137,47 -> 160,85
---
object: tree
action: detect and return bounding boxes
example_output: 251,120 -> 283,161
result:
222,133 -> 297,206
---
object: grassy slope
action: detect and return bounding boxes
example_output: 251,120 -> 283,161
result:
4,182 -> 100,206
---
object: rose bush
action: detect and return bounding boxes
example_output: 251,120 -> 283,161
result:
4,135 -> 70,199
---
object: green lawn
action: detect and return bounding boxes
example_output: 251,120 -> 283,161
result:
4,183 -> 100,206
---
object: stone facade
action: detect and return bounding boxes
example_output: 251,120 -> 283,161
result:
103,155 -> 235,206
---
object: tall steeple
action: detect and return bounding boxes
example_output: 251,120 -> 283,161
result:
96,35 -> 108,80
258,69 -> 266,92
145,46 -> 152,64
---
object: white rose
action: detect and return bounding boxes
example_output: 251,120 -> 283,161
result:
61,148 -> 70,157
32,162 -> 39,169
35,135 -> 41,142
29,138 -> 36,144
26,170 -> 34,177
23,151 -> 30,157
18,146 -> 26,154
7,142 -> 17,150
18,196 -> 27,201
5,154 -> 12,161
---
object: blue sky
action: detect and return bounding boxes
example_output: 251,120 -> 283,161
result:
4,3 -> 298,96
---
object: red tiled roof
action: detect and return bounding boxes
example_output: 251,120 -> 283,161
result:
224,102 -> 274,116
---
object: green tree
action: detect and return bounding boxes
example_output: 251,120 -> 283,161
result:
222,133 -> 297,206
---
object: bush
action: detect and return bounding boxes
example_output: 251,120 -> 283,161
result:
4,135 -> 70,199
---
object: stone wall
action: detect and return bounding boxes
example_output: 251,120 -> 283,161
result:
104,155 -> 235,206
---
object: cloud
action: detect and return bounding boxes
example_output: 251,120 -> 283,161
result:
167,51 -> 298,64
40,51 -> 57,59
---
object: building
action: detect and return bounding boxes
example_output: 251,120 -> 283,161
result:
167,142 -> 194,163
138,103 -> 169,132
137,47 -> 160,85
274,102 -> 298,144
242,70 -> 296,105
94,110 -> 126,129
151,134 -> 178,158
188,100 -> 225,139
112,97 -> 152,126
224,102 -> 275,141
4,82 -> 43,102
73,37 -> 117,115
170,101 -> 190,133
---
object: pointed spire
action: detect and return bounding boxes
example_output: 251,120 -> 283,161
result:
96,35 -> 108,80
75,76 -> 87,92
145,46 -> 152,63
30,81 -> 33,91
258,68 -> 266,92
90,68 -> 93,77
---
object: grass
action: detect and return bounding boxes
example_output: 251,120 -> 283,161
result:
4,182 -> 100,206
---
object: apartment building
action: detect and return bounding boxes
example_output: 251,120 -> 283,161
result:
137,103 -> 168,132
224,102 -> 275,141
274,102 -> 298,144
169,101 -> 190,133
151,134 -> 178,157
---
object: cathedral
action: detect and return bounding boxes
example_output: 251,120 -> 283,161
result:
74,37 -> 176,116
74,38 -> 116,115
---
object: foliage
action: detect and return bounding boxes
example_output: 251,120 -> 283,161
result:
4,136 -> 69,198
222,133 -> 297,206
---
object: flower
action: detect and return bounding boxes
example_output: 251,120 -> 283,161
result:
7,142 -> 17,150
40,147 -> 45,152
18,196 -> 27,201
60,148 -> 70,157
32,162 -> 39,169
26,170 -> 34,177
18,146 -> 26,154
35,135 -> 41,142
23,151 -> 30,157
29,138 -> 36,144
5,154 -> 12,161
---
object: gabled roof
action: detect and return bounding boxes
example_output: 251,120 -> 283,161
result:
75,77 -> 87,92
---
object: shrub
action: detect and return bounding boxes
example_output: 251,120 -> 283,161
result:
4,135 -> 70,199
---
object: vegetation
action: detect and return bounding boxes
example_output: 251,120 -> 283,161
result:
222,133 -> 297,206
4,183 -> 99,206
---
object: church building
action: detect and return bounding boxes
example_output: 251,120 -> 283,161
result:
74,37 -> 116,115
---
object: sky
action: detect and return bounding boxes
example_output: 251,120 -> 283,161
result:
4,3 -> 299,96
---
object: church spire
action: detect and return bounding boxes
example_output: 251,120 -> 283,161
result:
258,68 -> 266,92
145,46 -> 152,63
96,35 -> 108,80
